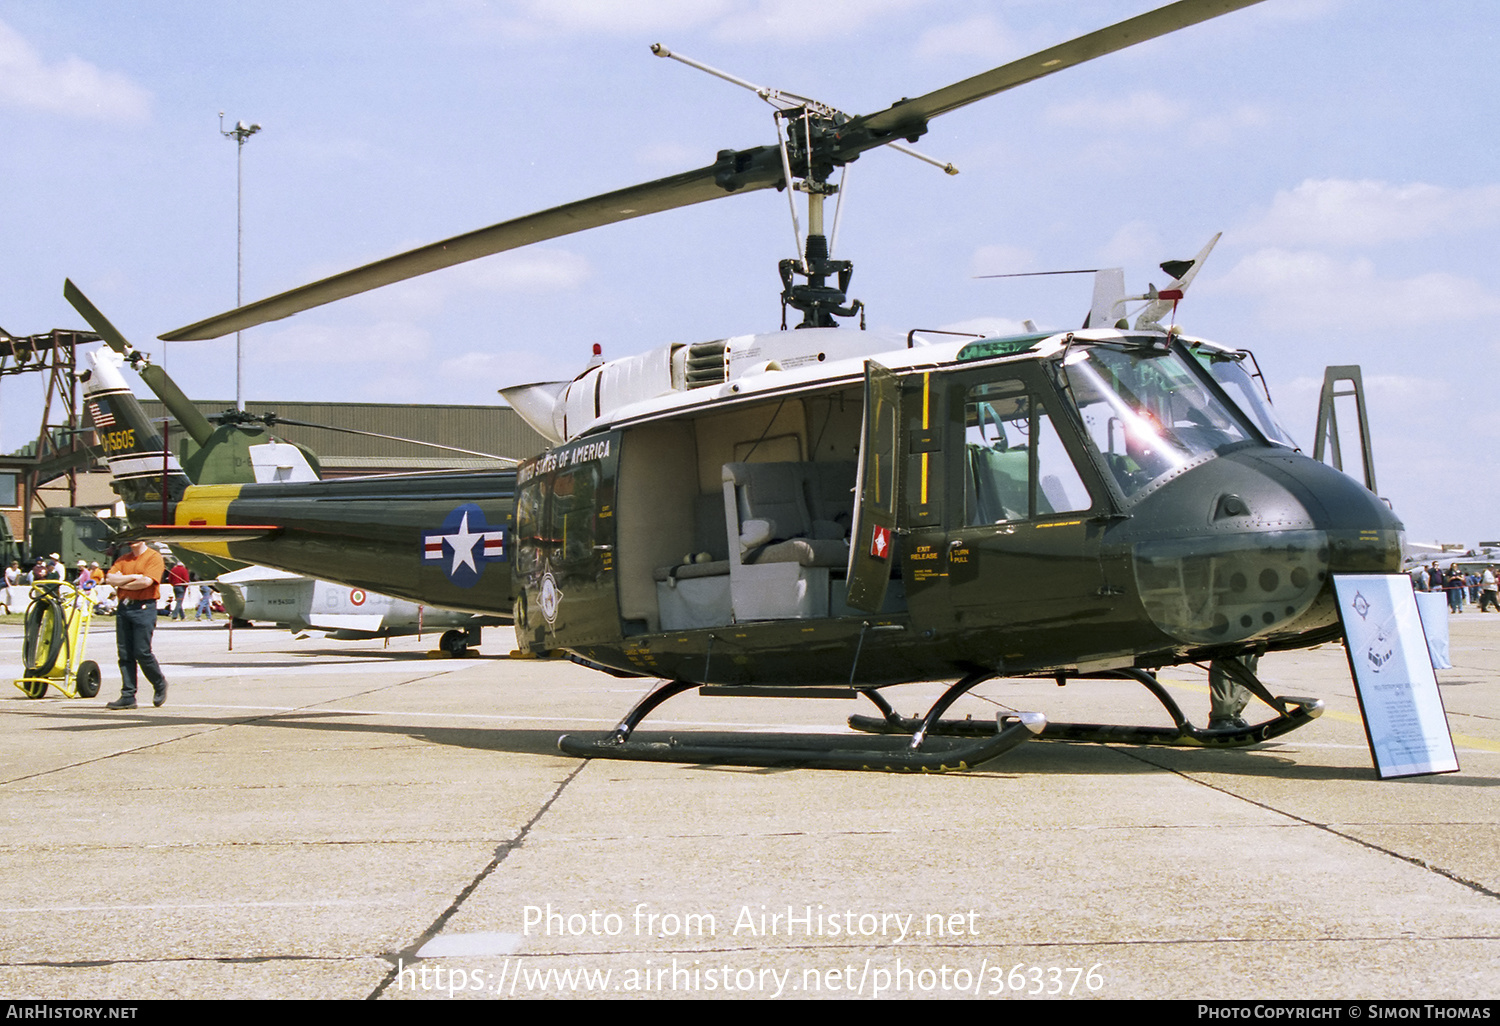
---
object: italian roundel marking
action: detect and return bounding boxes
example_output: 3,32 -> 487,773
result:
350,589 -> 366,606
421,503 -> 507,588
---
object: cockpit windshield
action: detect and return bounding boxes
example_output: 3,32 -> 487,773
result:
1059,342 -> 1251,499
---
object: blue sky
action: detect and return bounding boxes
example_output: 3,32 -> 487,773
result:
1,1 -> 1496,545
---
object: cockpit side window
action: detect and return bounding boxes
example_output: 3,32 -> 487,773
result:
963,379 -> 1092,525
1196,349 -> 1299,448
1061,344 -> 1250,499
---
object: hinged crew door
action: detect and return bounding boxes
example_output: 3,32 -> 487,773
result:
846,361 -> 944,614
845,361 -> 902,612
513,432 -> 622,652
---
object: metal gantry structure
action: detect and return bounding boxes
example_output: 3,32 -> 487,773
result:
0,328 -> 103,550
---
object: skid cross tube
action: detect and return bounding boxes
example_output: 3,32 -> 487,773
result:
557,674 -> 1045,772
849,665 -> 1323,749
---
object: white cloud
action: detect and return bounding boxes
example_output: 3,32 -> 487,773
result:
710,0 -> 923,44
432,0 -> 920,43
517,0 -> 729,35
443,0 -> 922,44
1184,103 -> 1271,145
968,243 -> 1034,277
0,19 -> 150,121
636,141 -> 708,172
1044,91 -> 1269,147
253,320 -> 432,366
1249,0 -> 1347,23
915,14 -> 1023,62
1045,90 -> 1189,129
460,249 -> 592,293
291,248 -> 591,324
1240,179 -> 1500,249
425,0 -> 729,40
1096,221 -> 1162,270
1216,248 -> 1500,329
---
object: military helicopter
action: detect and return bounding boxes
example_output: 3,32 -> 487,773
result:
72,0 -> 1404,770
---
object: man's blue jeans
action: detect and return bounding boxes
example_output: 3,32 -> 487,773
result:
116,602 -> 166,701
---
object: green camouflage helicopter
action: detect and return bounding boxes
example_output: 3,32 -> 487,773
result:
72,0 -> 1403,771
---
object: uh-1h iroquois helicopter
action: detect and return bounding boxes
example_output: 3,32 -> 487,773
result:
71,0 -> 1404,771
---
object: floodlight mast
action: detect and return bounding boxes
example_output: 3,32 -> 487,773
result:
220,112 -> 262,411
652,44 -> 957,329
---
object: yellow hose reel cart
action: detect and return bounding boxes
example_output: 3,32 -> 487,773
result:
14,581 -> 103,699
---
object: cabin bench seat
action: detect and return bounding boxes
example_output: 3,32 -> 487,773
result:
650,459 -> 859,628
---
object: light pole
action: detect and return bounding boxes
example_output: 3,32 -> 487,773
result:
220,112 -> 261,412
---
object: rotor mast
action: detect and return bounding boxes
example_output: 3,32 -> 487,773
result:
652,45 -> 961,330
777,111 -> 862,329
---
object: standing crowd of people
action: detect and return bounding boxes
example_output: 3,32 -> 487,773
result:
2,554 -> 111,614
2,551 -> 217,620
1411,561 -> 1500,614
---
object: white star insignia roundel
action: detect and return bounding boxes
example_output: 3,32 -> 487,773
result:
421,504 -> 507,588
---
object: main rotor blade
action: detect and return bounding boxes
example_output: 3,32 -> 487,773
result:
838,0 -> 1267,153
161,146 -> 784,342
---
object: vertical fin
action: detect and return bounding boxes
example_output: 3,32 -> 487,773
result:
1087,268 -> 1126,329
83,346 -> 191,515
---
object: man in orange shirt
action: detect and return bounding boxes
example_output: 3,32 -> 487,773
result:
104,540 -> 169,709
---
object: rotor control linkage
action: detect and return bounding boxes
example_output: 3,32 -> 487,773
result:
780,233 -> 863,330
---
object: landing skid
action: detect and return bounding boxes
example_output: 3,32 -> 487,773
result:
557,671 -> 1047,772
847,667 -> 1323,749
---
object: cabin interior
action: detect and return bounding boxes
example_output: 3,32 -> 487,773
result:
615,388 -> 905,634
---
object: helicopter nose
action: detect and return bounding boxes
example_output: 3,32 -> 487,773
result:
1127,448 -> 1403,648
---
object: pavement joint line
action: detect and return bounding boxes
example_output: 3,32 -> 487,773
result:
1,838 -> 501,853
1120,748 -> 1500,904
0,668 -> 468,788
18,701 -> 863,733
0,899 -> 401,913
2,954 -> 372,969
339,934 -> 1500,964
369,760 -> 590,1000
7,933 -> 1498,973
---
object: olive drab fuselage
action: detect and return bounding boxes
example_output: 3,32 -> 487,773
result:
505,331 -> 1402,684
114,330 -> 1403,688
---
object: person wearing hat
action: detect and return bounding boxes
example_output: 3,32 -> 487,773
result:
104,540 -> 169,709
74,560 -> 97,592
1,559 -> 20,614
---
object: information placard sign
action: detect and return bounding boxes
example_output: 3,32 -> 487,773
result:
1334,574 -> 1459,779
1413,590 -> 1452,669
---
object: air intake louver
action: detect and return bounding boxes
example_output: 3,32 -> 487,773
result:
685,339 -> 727,388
